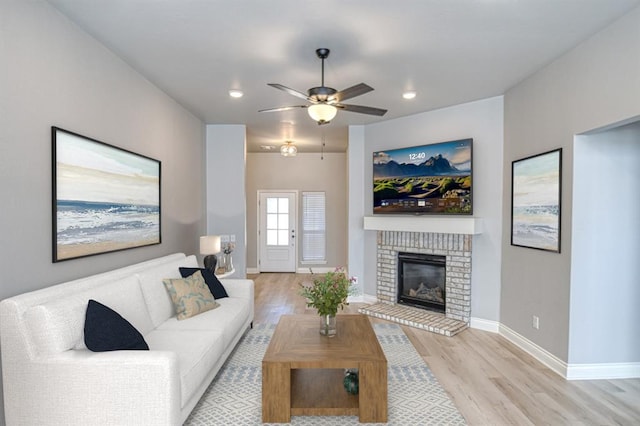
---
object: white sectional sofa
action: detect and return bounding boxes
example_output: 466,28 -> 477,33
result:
0,253 -> 254,425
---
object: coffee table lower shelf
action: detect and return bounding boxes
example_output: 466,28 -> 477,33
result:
290,369 -> 359,416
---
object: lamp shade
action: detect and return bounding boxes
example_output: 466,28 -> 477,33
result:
308,103 -> 337,124
200,235 -> 221,254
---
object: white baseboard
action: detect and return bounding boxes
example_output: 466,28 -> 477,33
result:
566,362 -> 640,380
297,266 -> 335,274
349,293 -> 378,304
499,323 -> 568,378
245,267 -> 334,274
470,317 -> 499,333
496,324 -> 640,380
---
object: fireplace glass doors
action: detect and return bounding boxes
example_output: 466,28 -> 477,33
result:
397,252 -> 446,313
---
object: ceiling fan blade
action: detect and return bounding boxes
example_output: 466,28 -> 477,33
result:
333,83 -> 374,102
337,103 -> 387,116
267,83 -> 309,101
259,105 -> 308,113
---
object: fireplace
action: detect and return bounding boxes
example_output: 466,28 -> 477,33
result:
397,252 -> 446,314
373,231 -> 472,324
361,219 -> 478,335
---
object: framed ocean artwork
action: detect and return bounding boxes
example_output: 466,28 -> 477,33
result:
52,127 -> 161,262
511,149 -> 562,253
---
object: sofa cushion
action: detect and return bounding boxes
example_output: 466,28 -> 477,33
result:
25,275 -> 153,355
157,297 -> 250,348
163,271 -> 219,320
179,267 -> 228,299
144,329 -> 224,408
138,255 -> 199,327
84,300 -> 149,351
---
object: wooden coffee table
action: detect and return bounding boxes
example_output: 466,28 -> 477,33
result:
262,314 -> 387,423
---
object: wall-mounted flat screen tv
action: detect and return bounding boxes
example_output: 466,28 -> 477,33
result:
373,138 -> 472,215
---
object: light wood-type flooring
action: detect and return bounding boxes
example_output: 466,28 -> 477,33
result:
251,272 -> 640,425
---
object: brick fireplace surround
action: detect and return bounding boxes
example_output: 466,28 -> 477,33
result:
359,230 -> 473,336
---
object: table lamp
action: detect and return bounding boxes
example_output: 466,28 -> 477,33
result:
200,235 -> 221,273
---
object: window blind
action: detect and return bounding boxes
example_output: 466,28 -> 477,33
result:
302,192 -> 326,262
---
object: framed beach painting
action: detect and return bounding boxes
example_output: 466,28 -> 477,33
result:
511,149 -> 562,253
52,127 -> 161,262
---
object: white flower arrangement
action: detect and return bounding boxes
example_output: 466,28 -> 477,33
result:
222,242 -> 235,255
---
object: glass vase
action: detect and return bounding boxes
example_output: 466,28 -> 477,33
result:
319,314 -> 336,337
225,253 -> 234,272
216,254 -> 227,274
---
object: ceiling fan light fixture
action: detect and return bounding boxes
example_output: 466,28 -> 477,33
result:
280,141 -> 297,157
228,89 -> 243,98
308,103 -> 337,124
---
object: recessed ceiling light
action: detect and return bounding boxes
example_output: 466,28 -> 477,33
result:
229,89 -> 243,98
260,145 -> 276,151
402,91 -> 417,100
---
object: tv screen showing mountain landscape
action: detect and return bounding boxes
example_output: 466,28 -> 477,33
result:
373,139 -> 472,214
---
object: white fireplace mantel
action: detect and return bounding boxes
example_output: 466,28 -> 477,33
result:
363,215 -> 483,235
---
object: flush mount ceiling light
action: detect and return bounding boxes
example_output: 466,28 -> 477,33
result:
402,91 -> 417,100
280,141 -> 297,157
228,89 -> 243,98
307,103 -> 337,125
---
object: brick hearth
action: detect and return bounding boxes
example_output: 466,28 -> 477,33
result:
358,303 -> 467,337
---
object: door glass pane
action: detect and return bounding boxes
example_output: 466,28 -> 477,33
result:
267,198 -> 278,213
267,213 -> 277,229
278,214 -> 288,229
278,198 -> 288,213
267,230 -> 278,245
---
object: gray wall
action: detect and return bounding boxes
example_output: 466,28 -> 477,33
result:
0,1 -> 205,422
0,0 -> 205,297
245,152 -> 348,271
205,125 -> 247,278
355,97 -> 505,321
570,121 -> 640,364
502,6 -> 640,362
347,126 -> 366,295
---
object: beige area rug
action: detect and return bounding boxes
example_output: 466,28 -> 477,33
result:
185,322 -> 466,425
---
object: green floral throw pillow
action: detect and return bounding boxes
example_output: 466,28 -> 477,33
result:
163,270 -> 219,320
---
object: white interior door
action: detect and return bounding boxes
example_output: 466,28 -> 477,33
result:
258,191 -> 297,272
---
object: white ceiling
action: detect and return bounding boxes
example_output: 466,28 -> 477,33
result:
48,0 -> 639,153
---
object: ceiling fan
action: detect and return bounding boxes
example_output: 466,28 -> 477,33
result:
259,48 -> 387,125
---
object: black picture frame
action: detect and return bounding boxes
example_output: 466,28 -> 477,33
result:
52,127 -> 161,262
511,148 -> 562,253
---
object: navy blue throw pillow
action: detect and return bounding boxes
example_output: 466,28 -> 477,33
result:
179,267 -> 229,299
84,300 -> 149,352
